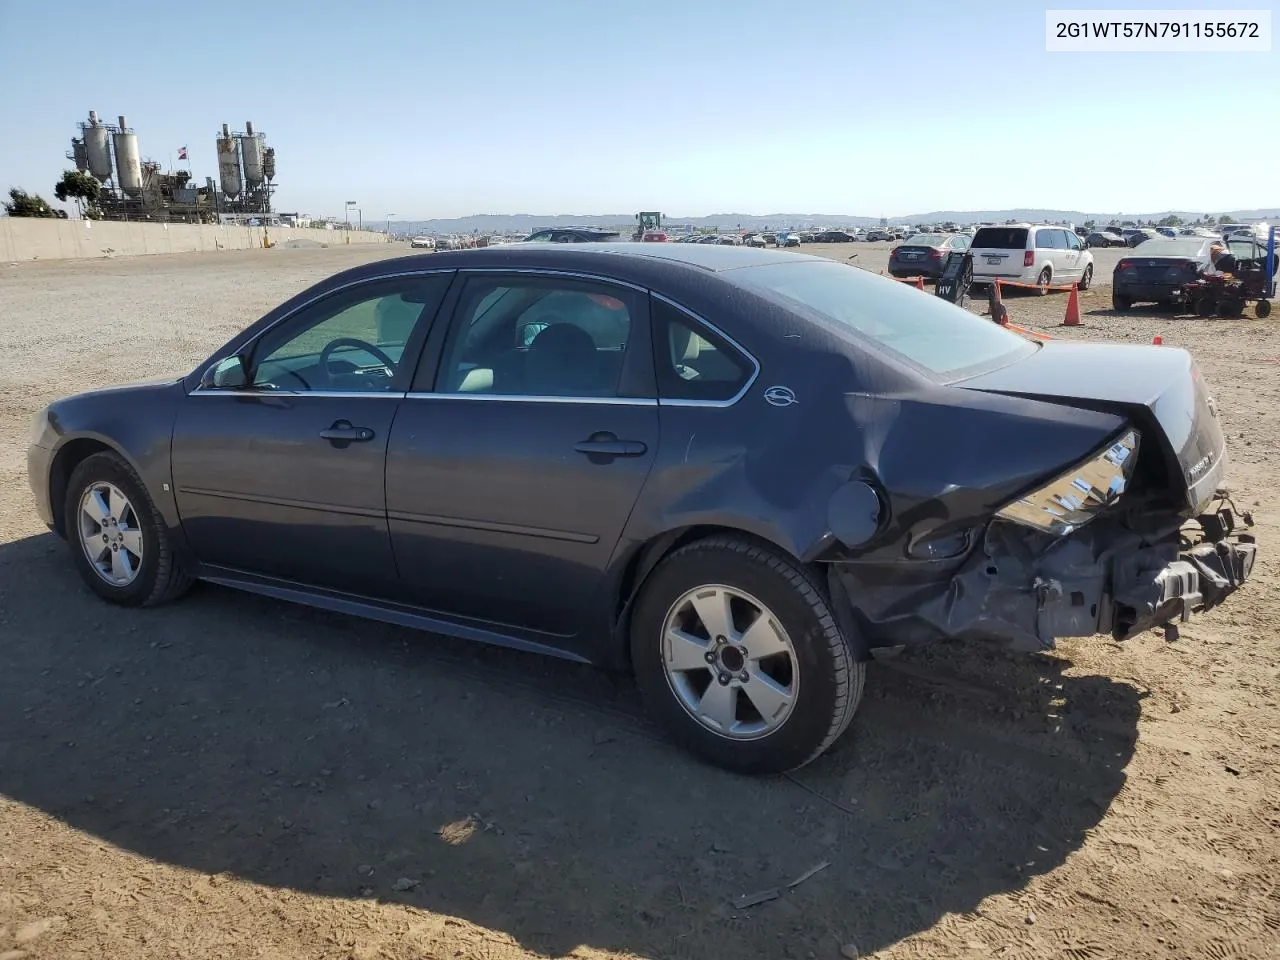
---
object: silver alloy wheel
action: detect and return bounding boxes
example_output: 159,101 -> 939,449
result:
77,481 -> 144,587
661,584 -> 799,740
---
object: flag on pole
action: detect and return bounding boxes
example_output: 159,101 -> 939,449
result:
178,146 -> 188,160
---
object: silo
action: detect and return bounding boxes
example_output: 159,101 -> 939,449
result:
240,120 -> 264,188
83,110 -> 113,182
113,115 -> 143,198
70,138 -> 88,172
262,146 -> 276,182
216,123 -> 242,198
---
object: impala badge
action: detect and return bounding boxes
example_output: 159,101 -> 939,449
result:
763,386 -> 798,407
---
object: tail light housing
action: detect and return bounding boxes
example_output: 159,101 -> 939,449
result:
1023,250 -> 1035,267
1118,259 -> 1134,271
928,248 -> 942,260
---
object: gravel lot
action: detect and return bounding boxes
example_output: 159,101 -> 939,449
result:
1,244 -> 1278,960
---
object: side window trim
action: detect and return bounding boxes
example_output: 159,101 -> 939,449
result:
409,270 -> 653,403
650,293 -> 761,408
190,269 -> 456,397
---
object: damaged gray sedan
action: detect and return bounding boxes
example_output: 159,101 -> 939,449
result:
27,243 -> 1257,774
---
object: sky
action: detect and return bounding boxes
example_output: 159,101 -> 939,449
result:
1,0 -> 1276,220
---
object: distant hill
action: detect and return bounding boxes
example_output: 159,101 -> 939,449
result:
395,207 -> 1279,236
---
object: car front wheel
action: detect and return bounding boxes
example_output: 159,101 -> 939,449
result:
631,536 -> 865,774
64,451 -> 193,607
1079,263 -> 1093,290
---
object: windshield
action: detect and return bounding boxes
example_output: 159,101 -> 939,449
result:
1131,239 -> 1207,258
904,233 -> 946,246
734,259 -> 1035,380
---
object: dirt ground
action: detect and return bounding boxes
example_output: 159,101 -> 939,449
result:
1,244 -> 1277,960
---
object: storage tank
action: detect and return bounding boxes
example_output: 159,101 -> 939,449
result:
240,120 -> 264,188
69,138 -> 88,172
216,123 -> 242,198
83,110 -> 113,182
113,115 -> 143,198
262,146 -> 276,182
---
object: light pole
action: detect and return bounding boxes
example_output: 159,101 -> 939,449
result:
386,212 -> 395,237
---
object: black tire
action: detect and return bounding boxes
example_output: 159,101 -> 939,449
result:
1112,293 -> 1132,311
1035,267 -> 1052,296
630,535 -> 865,774
1196,297 -> 1217,318
1257,299 -> 1272,319
1079,263 -> 1093,291
64,451 -> 193,607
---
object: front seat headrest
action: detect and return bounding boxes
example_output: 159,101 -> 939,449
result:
525,322 -> 600,396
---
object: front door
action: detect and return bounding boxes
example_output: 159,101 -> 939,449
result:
385,272 -> 659,652
172,274 -> 452,596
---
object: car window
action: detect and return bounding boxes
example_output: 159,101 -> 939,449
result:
246,276 -> 449,392
972,227 -> 1028,249
735,259 -> 1035,381
652,298 -> 753,403
1064,231 -> 1082,251
1034,229 -> 1057,249
436,278 -> 636,398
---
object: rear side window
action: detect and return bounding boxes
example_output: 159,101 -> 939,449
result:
972,227 -> 1028,249
1034,229 -> 1061,249
735,259 -> 1035,381
651,298 -> 754,402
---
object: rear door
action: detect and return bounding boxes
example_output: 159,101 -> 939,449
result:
971,226 -> 1029,280
384,271 -> 659,654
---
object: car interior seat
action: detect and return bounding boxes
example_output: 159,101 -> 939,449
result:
525,323 -> 602,396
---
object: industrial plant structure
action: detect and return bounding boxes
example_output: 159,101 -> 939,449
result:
66,111 -> 277,223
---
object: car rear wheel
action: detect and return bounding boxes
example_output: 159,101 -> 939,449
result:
630,535 -> 864,774
65,451 -> 193,607
1036,267 -> 1052,295
1112,293 -> 1131,311
1257,299 -> 1273,319
1079,264 -> 1093,290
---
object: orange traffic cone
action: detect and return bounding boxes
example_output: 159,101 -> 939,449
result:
1153,335 -> 1163,345
915,276 -> 925,291
990,279 -> 1009,325
1062,283 -> 1081,326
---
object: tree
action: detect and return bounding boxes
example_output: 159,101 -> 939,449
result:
3,188 -> 58,217
1159,214 -> 1183,227
1083,219 -> 1096,230
53,169 -> 101,218
1218,214 -> 1232,224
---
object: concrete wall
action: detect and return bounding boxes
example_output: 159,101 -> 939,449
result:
0,218 -> 389,262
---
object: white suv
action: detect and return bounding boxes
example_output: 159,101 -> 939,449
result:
969,224 -> 1095,290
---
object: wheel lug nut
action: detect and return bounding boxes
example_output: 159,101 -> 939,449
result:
718,673 -> 730,685
704,652 -> 716,663
715,635 -> 726,644
740,671 -> 749,682
103,534 -> 109,542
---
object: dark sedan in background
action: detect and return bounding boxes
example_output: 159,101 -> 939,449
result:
888,232 -> 972,279
28,244 -> 1255,774
1112,237 -> 1222,310
1087,231 -> 1127,248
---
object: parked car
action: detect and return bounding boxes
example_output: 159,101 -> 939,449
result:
1126,229 -> 1161,247
523,228 -> 624,243
744,234 -> 768,248
815,230 -> 857,243
1086,231 -> 1126,248
969,223 -> 1095,290
642,231 -> 669,242
409,236 -> 435,250
29,243 -> 1255,774
864,229 -> 892,242
780,233 -> 801,247
888,232 -> 972,279
1111,237 -> 1267,311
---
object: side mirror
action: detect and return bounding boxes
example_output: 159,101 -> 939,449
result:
201,354 -> 248,389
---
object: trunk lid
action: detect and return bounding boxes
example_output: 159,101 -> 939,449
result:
954,342 -> 1226,512
1118,256 -> 1201,282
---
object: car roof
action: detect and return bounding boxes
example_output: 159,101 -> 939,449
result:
431,240 -> 813,272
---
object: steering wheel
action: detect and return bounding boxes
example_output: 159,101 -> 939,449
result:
318,337 -> 397,384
